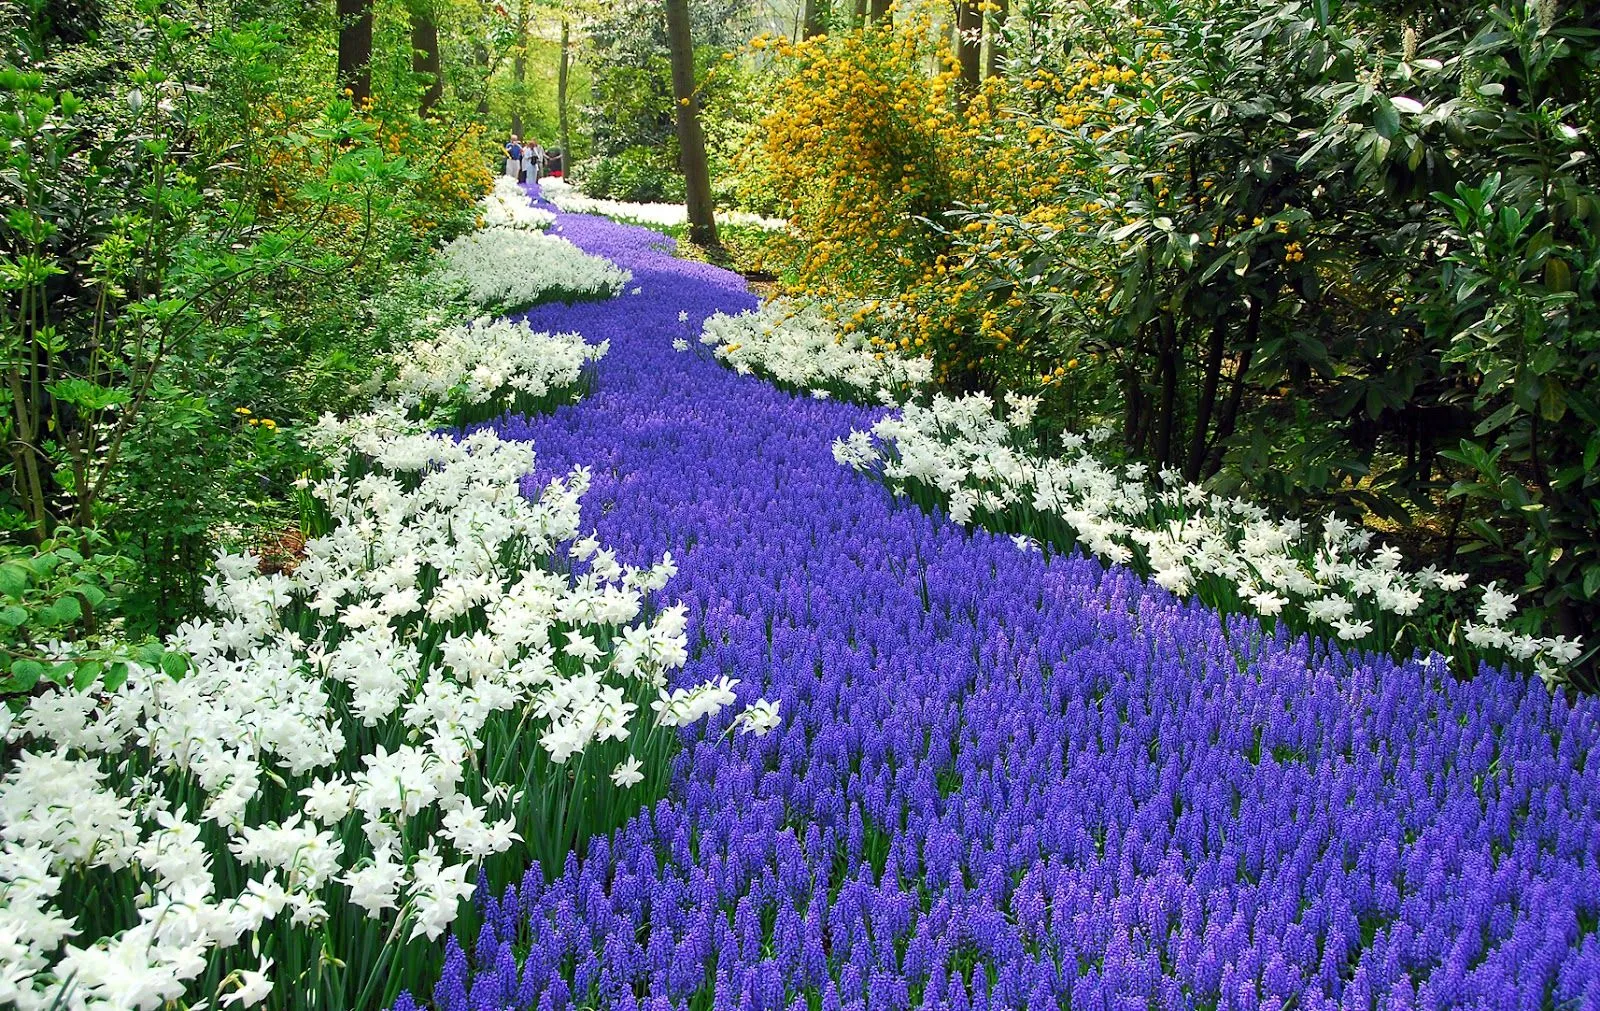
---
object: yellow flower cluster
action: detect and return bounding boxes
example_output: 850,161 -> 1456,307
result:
756,15 -> 1178,390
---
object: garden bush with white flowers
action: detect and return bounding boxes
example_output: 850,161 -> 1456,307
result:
435,227 -> 631,314
541,177 -> 785,232
834,391 -> 1586,687
384,317 -> 606,427
698,298 -> 931,402
479,178 -> 557,232
0,285 -> 773,1011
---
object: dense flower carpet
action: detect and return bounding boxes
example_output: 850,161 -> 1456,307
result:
404,186 -> 1600,1011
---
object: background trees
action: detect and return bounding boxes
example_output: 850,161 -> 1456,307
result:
750,0 -> 1600,682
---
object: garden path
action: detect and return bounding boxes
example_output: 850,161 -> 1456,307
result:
414,185 -> 1600,1010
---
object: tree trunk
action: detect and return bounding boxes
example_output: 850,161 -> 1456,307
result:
336,0 -> 373,105
801,0 -> 824,37
854,0 -> 867,27
665,0 -> 719,247
511,0 -> 528,136
869,0 -> 892,21
1201,298 -> 1260,479
1153,314 -> 1180,471
412,6 -> 442,114
954,1 -> 981,89
984,0 -> 1007,78
558,19 -> 572,163
1184,315 -> 1227,483
474,39 -> 491,115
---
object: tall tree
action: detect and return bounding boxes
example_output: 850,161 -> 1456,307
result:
664,0 -> 718,246
336,0 -> 374,104
869,0 -> 891,21
511,0 -> 529,135
953,0 -> 980,88
983,0 -> 1007,78
411,1 -> 443,113
557,18 -> 573,162
801,0 -> 824,37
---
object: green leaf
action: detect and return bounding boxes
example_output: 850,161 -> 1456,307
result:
1373,98 -> 1400,138
1539,379 -> 1567,422
46,595 -> 82,624
1583,566 -> 1600,599
0,605 -> 27,627
160,651 -> 189,681
45,378 -> 131,412
8,659 -> 43,691
103,661 -> 130,693
1473,401 -> 1519,436
0,563 -> 30,597
73,660 -> 101,691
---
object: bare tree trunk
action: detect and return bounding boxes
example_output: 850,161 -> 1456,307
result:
801,0 -> 824,36
558,19 -> 573,165
854,0 -> 867,27
954,0 -> 981,88
474,39 -> 490,115
1184,315 -> 1227,483
511,0 -> 528,136
665,0 -> 718,247
984,0 -> 1007,78
336,0 -> 373,105
869,0 -> 892,21
411,5 -> 442,114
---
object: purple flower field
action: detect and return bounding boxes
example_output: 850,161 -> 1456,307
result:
402,188 -> 1600,1011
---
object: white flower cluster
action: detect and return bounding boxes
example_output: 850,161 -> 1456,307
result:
700,299 -> 932,402
436,227 -> 630,313
541,176 -> 786,231
385,316 -> 606,419
0,297 -> 774,1010
835,393 -> 1585,686
480,177 -> 556,231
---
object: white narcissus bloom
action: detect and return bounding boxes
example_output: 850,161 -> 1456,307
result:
540,175 -> 786,230
0,276 -> 728,1005
480,177 -> 556,231
220,958 -> 274,1007
701,298 -> 929,399
1479,581 -> 1519,624
610,756 -> 645,789
436,227 -> 630,312
342,847 -> 406,918
734,699 -> 782,737
838,386 -> 1582,682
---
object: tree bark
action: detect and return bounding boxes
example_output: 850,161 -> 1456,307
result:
984,0 -> 1007,78
411,6 -> 442,114
511,0 -> 528,136
853,0 -> 867,27
558,19 -> 572,164
869,0 -> 892,21
474,39 -> 491,115
1153,314 -> 1180,471
665,0 -> 719,247
1184,315 -> 1227,483
336,0 -> 373,106
800,0 -> 820,36
954,0 -> 981,89
1202,298 -> 1260,479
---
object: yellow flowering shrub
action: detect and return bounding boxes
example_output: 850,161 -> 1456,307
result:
754,11 -> 1176,400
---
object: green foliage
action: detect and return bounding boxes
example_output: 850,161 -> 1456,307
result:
579,143 -> 688,202
765,0 -> 1600,680
1,0 -> 495,632
0,528 -> 187,698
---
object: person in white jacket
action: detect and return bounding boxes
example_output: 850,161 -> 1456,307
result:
527,139 -> 546,182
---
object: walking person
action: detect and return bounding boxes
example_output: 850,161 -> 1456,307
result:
504,135 -> 523,181
520,138 -> 536,184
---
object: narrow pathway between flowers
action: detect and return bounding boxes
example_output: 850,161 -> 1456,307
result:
414,186 -> 1600,1010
